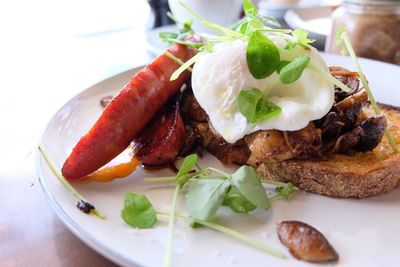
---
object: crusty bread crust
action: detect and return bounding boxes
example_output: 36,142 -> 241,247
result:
255,104 -> 400,198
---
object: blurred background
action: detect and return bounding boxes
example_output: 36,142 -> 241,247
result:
0,0 -> 398,266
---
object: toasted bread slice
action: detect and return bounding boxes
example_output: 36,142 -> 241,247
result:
256,104 -> 400,198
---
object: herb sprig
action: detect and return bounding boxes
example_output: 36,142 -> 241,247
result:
123,154 -> 298,266
38,143 -> 106,219
162,1 -> 356,124
336,27 -> 398,153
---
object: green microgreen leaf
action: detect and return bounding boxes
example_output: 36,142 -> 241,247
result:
256,28 -> 292,34
223,186 -> 257,213
254,97 -> 281,122
285,38 -> 296,51
277,60 -> 290,73
246,31 -> 280,79
170,53 -> 201,81
243,0 -> 258,16
181,19 -> 194,34
292,29 -> 315,49
186,179 -> 230,221
237,88 -> 281,123
231,17 -> 249,31
279,55 -> 310,84
121,193 -> 157,229
175,153 -> 198,186
285,29 -> 315,51
237,88 -> 262,121
239,21 -> 250,34
243,18 -> 264,35
231,166 -> 270,209
274,183 -> 296,200
159,32 -> 179,42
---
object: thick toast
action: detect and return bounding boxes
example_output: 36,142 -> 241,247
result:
256,104 -> 400,198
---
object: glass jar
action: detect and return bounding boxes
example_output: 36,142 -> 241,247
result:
326,0 -> 400,65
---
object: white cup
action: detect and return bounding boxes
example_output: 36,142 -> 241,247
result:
168,0 -> 243,34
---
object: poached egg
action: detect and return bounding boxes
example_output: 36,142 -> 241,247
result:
191,34 -> 334,143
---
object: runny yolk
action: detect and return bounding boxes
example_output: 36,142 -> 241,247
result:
81,157 -> 139,183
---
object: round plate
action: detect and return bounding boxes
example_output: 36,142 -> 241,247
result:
37,54 -> 400,267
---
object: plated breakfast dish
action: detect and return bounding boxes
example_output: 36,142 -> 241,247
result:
37,1 -> 400,266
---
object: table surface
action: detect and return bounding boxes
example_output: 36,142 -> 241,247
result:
0,1 -> 152,266
0,1 -> 331,266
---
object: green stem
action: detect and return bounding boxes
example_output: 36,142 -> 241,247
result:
156,210 -> 286,259
164,51 -> 193,72
38,143 -> 106,219
206,36 -> 237,43
163,38 -> 202,49
341,31 -> 398,153
309,64 -> 351,93
179,1 -> 244,39
166,12 -> 179,24
163,185 -> 180,267
195,162 -> 203,171
256,29 -> 292,34
171,53 -> 201,81
262,179 -> 299,190
143,177 -> 175,183
269,194 -> 282,202
263,76 -> 280,97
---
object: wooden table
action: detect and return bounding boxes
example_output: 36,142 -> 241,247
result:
0,1 -> 153,266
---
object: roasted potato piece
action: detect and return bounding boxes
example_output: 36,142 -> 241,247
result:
277,221 -> 339,263
132,98 -> 185,166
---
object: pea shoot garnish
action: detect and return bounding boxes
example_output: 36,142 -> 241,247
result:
160,0 -> 360,125
38,143 -> 106,219
122,154 -> 299,266
336,26 -> 398,153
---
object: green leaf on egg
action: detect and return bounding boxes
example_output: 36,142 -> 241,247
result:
254,97 -> 282,122
279,55 -> 311,84
237,88 -> 281,123
246,31 -> 280,79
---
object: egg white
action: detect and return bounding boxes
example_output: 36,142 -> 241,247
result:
191,34 -> 334,143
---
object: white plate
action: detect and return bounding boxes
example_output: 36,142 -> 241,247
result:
37,54 -> 400,267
